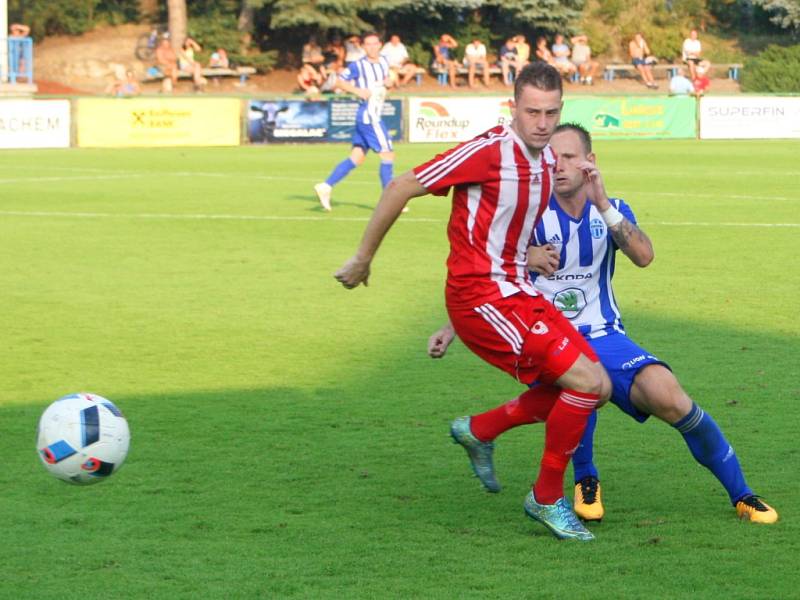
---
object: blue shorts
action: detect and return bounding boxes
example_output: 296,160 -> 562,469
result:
352,119 -> 393,153
589,332 -> 670,423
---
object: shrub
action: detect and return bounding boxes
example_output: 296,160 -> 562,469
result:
741,43 -> 800,92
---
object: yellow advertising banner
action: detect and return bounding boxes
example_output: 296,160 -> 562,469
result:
77,98 -> 241,147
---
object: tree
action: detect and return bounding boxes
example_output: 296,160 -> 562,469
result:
168,0 -> 188,49
752,0 -> 800,33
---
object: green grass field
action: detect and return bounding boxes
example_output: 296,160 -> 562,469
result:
1,140 -> 798,599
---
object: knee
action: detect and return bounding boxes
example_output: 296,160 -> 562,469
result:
569,360 -> 609,401
651,390 -> 693,424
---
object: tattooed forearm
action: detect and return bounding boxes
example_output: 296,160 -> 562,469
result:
609,218 -> 637,250
609,218 -> 654,266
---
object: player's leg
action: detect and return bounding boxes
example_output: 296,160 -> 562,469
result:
571,409 -> 604,521
315,144 -> 366,210
467,59 -> 477,87
522,301 -> 610,540
630,365 -> 778,523
451,384 -> 561,493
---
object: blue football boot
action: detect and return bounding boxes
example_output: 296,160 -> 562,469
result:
450,416 -> 501,493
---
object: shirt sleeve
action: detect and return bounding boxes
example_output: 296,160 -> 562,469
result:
412,133 -> 496,196
340,62 -> 357,81
612,198 -> 637,225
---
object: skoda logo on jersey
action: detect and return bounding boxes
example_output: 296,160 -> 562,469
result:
590,218 -> 605,240
553,287 -> 587,319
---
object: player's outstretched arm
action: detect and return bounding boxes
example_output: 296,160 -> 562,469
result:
336,77 -> 371,100
579,160 -> 654,267
428,322 -> 455,358
334,171 -> 429,289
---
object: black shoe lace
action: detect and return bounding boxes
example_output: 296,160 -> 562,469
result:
742,495 -> 768,512
579,476 -> 599,504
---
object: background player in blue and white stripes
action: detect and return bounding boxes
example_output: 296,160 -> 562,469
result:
314,32 -> 395,212
430,123 -> 778,525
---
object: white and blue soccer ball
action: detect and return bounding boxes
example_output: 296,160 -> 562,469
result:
37,393 -> 130,485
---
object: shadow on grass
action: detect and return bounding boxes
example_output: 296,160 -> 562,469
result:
1,312 -> 798,597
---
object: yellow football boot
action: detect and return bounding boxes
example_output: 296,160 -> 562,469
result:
574,476 -> 604,522
736,495 -> 778,524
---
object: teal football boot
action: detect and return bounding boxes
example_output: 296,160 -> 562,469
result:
524,490 -> 595,541
450,416 -> 501,493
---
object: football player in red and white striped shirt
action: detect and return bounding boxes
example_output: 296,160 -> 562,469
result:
335,62 -> 611,541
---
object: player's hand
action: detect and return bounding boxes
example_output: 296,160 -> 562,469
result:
428,323 -> 455,358
578,161 -> 610,211
356,88 -> 371,101
527,244 -> 559,276
334,256 -> 371,289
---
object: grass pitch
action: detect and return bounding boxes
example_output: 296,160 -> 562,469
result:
0,140 -> 798,599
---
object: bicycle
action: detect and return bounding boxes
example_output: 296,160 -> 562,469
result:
135,25 -> 167,61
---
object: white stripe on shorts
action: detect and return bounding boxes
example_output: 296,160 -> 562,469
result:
474,303 -> 523,355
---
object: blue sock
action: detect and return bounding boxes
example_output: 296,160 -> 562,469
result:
379,161 -> 394,188
572,409 -> 599,483
325,158 -> 357,187
673,403 -> 752,504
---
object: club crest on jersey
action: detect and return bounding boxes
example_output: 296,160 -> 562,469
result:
553,287 -> 587,319
590,218 -> 605,239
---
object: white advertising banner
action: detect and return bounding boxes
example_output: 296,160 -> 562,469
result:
0,100 -> 71,148
699,96 -> 800,139
408,97 -> 513,142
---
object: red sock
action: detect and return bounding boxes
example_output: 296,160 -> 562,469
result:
533,389 -> 598,504
470,385 -> 560,442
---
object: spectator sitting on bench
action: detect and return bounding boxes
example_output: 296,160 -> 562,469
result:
324,36 -> 346,73
433,34 -> 459,89
514,35 -> 531,65
551,34 -> 577,78
464,37 -> 491,88
155,36 -> 178,93
381,34 -> 418,87
344,35 -> 365,62
302,36 -> 325,68
208,48 -> 230,69
669,66 -> 695,96
692,59 -> 712,96
108,70 -> 141,97
535,36 -> 554,64
179,36 -> 207,91
498,37 -> 520,86
629,32 -> 658,89
297,63 -> 323,97
571,34 -> 599,85
682,29 -> 703,80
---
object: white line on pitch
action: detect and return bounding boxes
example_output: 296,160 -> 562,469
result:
0,210 -> 798,228
0,210 -> 440,223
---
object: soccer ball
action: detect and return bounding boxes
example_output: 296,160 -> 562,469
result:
37,393 -> 130,485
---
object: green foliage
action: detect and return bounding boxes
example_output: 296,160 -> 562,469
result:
752,0 -> 800,31
741,43 -> 800,91
188,12 -> 277,72
9,0 -> 139,38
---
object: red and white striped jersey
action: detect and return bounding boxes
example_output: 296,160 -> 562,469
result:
413,125 -> 555,309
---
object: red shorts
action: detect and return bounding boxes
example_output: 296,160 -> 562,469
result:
448,293 -> 597,385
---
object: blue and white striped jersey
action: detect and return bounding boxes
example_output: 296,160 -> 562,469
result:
340,56 -> 390,124
530,196 -> 637,339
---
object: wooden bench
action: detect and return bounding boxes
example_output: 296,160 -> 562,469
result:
714,63 -> 743,81
144,66 -> 256,85
603,63 -> 682,81
431,64 -> 508,86
604,62 -> 742,81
